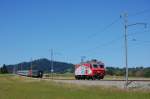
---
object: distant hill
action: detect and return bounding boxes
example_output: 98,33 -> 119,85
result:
6,58 -> 74,73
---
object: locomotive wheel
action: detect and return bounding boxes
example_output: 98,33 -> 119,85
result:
75,76 -> 78,80
86,76 -> 90,80
97,77 -> 101,80
100,76 -> 104,79
78,76 -> 81,80
96,75 -> 102,80
81,76 -> 85,80
92,77 -> 96,80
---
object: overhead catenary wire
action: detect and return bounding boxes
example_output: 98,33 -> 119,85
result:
89,9 -> 150,41
129,8 -> 150,17
76,17 -> 122,55
82,11 -> 149,48
131,39 -> 150,44
127,29 -> 150,37
86,17 -> 121,40
70,16 -> 122,49
83,29 -> 150,56
78,30 -> 149,59
80,27 -> 149,55
83,35 -> 124,55
74,17 -> 121,50
67,10 -> 150,63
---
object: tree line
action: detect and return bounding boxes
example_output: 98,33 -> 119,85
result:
106,67 -> 150,77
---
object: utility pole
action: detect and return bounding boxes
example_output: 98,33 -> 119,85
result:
122,13 -> 147,89
30,58 -> 33,77
21,63 -> 22,71
123,13 -> 128,89
81,56 -> 86,67
13,65 -> 16,74
81,56 -> 86,64
51,49 -> 54,80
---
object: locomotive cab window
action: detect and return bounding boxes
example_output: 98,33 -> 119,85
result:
99,65 -> 104,68
92,64 -> 98,68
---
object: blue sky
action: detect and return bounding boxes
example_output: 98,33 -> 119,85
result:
0,0 -> 150,67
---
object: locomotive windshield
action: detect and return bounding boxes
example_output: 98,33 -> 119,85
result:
92,64 -> 104,68
99,65 -> 104,68
92,64 -> 98,68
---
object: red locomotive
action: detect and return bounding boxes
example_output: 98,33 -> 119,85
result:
75,59 -> 105,80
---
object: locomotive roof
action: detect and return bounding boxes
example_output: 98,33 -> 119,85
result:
81,59 -> 104,65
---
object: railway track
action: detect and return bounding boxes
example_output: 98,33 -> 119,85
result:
43,77 -> 150,82
18,76 -> 150,89
50,79 -> 150,89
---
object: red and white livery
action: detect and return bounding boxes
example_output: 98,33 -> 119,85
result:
75,59 -> 105,80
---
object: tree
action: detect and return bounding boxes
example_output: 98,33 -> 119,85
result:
0,64 -> 8,74
143,68 -> 150,77
106,67 -> 115,76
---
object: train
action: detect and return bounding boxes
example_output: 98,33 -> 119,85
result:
17,70 -> 43,78
75,59 -> 105,80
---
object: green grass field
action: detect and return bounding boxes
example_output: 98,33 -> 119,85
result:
0,74 -> 150,99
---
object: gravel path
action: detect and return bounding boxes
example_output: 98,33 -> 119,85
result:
53,79 -> 150,89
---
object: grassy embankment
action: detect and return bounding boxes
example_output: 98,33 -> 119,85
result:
0,74 -> 150,99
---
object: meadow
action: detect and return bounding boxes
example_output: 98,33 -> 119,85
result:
0,74 -> 150,99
